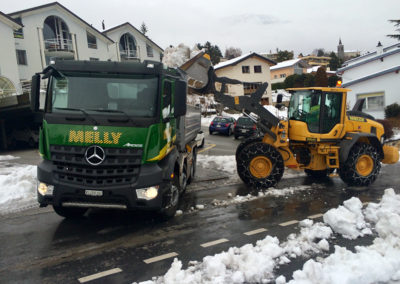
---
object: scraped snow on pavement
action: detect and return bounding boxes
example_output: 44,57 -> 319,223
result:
139,188 -> 400,284
0,158 -> 37,215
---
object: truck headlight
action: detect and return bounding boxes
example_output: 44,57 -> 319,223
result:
38,182 -> 54,196
136,186 -> 159,200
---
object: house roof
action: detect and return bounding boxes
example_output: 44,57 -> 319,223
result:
103,22 -> 164,52
341,65 -> 400,87
0,10 -> 22,29
338,44 -> 400,73
270,58 -> 309,71
8,2 -> 114,44
214,52 -> 276,70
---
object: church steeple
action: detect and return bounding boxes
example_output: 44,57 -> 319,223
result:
338,38 -> 344,61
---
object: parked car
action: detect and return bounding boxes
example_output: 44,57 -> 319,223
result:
196,131 -> 205,148
9,127 -> 39,148
209,116 -> 236,136
234,116 -> 257,139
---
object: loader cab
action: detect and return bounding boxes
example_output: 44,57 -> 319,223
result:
287,88 -> 349,141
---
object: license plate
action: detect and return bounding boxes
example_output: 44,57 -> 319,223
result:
216,125 -> 221,127
85,190 -> 103,197
241,129 -> 248,133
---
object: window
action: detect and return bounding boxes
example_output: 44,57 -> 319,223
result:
16,50 -> 27,65
87,32 -> 97,49
242,66 -> 250,73
357,93 -> 385,110
13,17 -> 23,38
280,74 -> 286,78
89,57 -> 99,61
274,75 -> 278,79
243,82 -> 261,95
254,65 -> 262,73
146,44 -> 153,57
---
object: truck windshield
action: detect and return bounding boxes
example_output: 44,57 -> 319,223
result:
50,74 -> 158,117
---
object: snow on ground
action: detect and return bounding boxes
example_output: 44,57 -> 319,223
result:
0,155 -> 19,161
139,188 -> 400,284
0,160 -> 37,215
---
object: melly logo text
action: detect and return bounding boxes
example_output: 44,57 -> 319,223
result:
69,130 -> 122,145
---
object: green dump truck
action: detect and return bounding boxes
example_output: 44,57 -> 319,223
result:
31,60 -> 201,218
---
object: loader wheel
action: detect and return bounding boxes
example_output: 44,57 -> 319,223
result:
237,142 -> 284,190
339,143 -> 380,186
235,136 -> 263,161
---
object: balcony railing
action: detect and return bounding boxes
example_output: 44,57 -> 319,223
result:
44,38 -> 74,53
120,49 -> 138,60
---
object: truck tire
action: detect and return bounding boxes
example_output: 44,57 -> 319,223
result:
339,143 -> 381,186
159,184 -> 179,219
236,142 -> 284,190
188,148 -> 197,184
53,205 -> 87,218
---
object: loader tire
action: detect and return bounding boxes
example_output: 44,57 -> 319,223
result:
235,136 -> 262,161
339,143 -> 380,186
237,142 -> 284,190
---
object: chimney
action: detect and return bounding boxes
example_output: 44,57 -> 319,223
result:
377,41 -> 383,55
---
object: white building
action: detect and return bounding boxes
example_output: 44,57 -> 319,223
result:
337,42 -> 400,119
104,22 -> 163,63
0,11 -> 22,96
214,53 -> 275,105
7,2 -> 116,85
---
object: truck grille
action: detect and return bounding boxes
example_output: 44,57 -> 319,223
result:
50,145 -> 143,187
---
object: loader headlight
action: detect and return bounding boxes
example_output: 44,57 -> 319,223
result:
37,182 -> 54,196
380,136 -> 385,144
136,186 -> 159,200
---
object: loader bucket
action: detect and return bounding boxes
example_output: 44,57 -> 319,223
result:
179,52 -> 212,91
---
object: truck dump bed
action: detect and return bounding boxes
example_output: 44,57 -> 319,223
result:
176,104 -> 201,151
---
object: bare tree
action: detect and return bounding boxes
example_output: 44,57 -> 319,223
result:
224,47 -> 242,59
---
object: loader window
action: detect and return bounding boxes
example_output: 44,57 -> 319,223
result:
288,90 -> 321,133
320,92 -> 342,133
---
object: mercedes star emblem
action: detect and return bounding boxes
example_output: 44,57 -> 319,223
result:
85,145 -> 105,166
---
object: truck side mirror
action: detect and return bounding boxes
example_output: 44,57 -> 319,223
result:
30,74 -> 41,112
174,80 -> 187,117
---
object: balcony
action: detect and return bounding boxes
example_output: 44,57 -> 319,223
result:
120,49 -> 139,61
44,38 -> 74,59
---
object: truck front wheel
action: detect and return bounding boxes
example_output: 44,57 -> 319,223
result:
53,205 -> 87,218
160,184 -> 180,219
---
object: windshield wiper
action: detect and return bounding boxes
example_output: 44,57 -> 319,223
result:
54,107 -> 98,125
86,109 -> 134,124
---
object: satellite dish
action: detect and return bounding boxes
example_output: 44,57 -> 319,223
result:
0,76 -> 17,97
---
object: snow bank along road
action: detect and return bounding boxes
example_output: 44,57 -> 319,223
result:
0,152 -> 399,283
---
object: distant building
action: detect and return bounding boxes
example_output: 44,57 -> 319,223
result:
299,55 -> 330,68
104,22 -> 163,63
337,42 -> 400,119
270,59 -> 310,83
214,53 -> 275,105
338,38 -> 345,61
337,38 -> 361,61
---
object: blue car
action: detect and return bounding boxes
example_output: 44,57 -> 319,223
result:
209,116 -> 236,136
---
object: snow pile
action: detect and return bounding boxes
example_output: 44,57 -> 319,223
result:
264,105 -> 287,120
0,162 -> 37,215
288,188 -> 400,283
139,189 -> 400,284
197,155 -> 237,175
162,44 -> 202,68
0,155 -> 19,161
323,197 -> 371,239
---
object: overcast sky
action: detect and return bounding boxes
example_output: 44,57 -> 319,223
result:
3,0 -> 399,56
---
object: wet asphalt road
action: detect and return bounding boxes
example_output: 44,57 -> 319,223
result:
0,133 -> 399,283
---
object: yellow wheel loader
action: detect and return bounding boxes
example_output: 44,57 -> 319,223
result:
180,52 -> 399,190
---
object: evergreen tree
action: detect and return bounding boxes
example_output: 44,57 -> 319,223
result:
387,19 -> 400,40
140,22 -> 148,35
329,52 -> 341,71
314,67 -> 329,87
276,50 -> 293,62
197,41 -> 223,65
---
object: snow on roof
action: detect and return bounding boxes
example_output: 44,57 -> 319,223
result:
270,58 -> 302,70
307,66 -> 320,73
214,53 -> 254,70
342,65 -> 400,87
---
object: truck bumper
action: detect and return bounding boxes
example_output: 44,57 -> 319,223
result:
37,159 -> 172,211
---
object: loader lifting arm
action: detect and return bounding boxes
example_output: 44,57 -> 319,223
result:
179,52 -> 280,141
